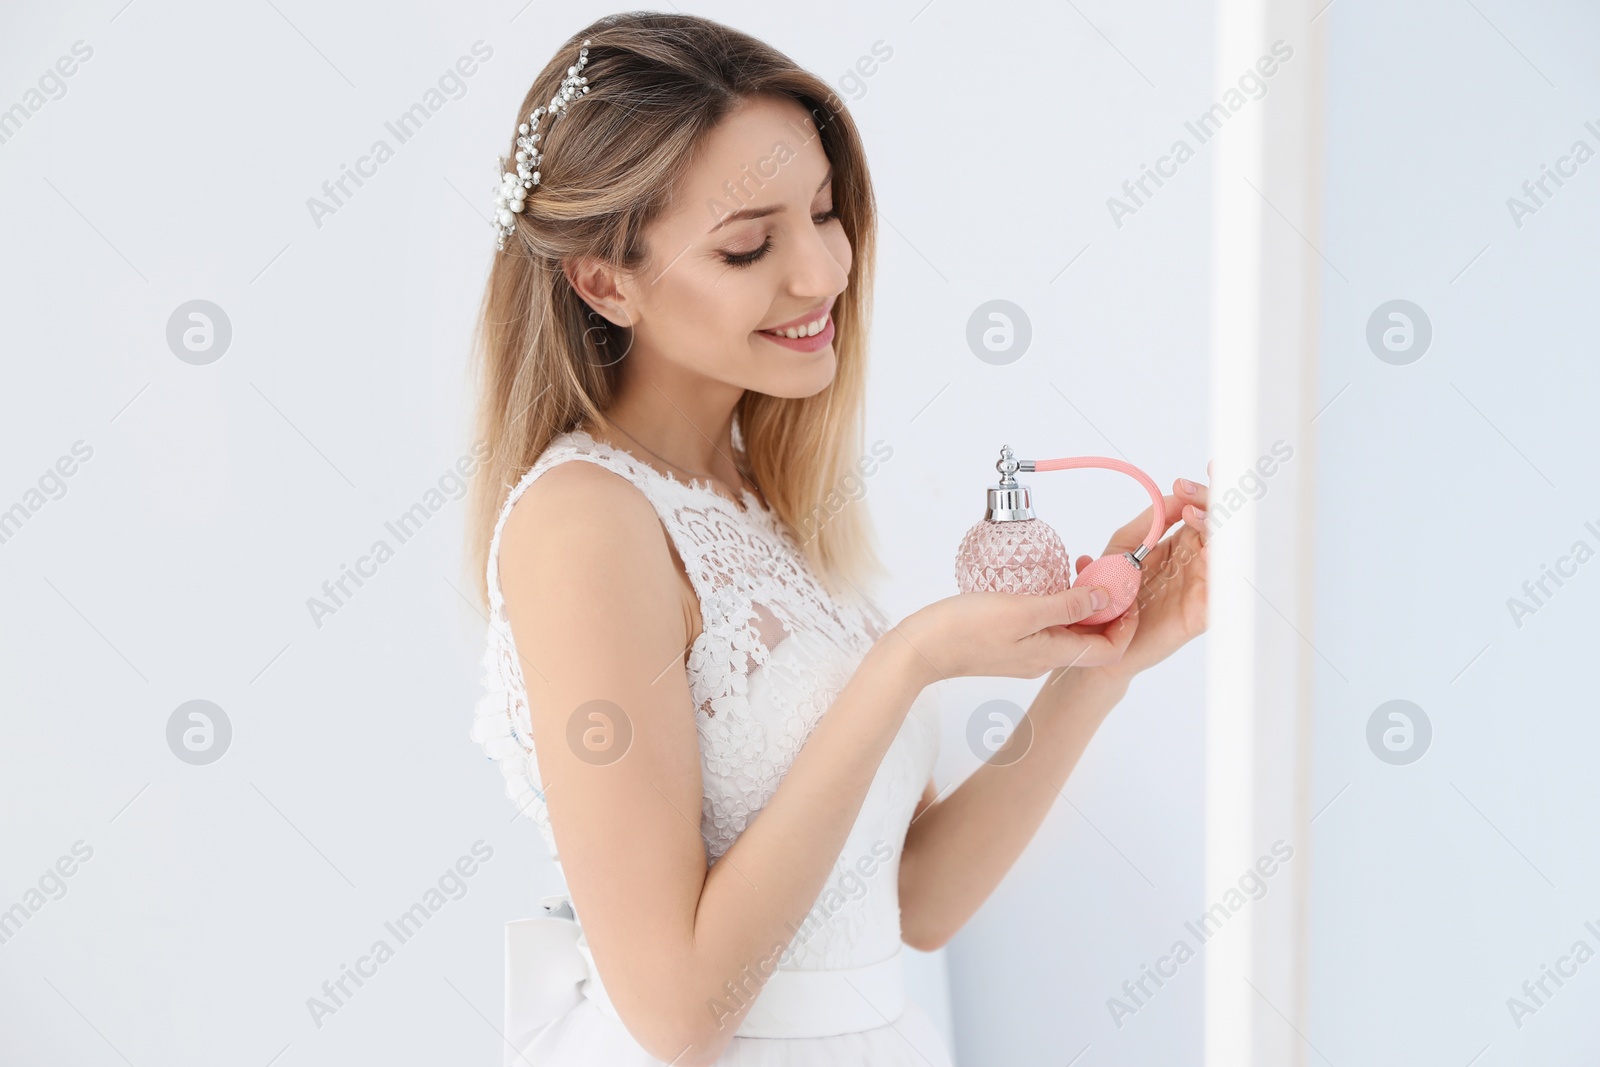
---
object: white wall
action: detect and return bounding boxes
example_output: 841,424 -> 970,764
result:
1306,1 -> 1600,1064
0,2 -> 1209,1065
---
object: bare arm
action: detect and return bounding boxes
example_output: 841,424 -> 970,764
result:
498,462 -> 927,1066
897,654 -> 1130,952
896,481 -> 1212,951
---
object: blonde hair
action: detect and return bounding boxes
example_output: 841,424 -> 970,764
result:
464,11 -> 884,612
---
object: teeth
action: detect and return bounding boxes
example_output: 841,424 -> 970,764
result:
767,314 -> 828,339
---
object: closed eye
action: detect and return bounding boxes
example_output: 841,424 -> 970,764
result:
718,207 -> 842,269
720,237 -> 771,268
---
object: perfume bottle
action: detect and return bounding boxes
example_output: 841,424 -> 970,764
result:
954,447 -> 1071,596
955,445 -> 1166,626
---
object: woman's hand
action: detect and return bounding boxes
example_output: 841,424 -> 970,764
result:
892,583 -> 1139,688
1067,462 -> 1212,688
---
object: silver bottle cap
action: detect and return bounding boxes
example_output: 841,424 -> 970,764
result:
986,444 -> 1035,522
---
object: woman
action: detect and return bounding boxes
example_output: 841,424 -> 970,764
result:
466,12 -> 1211,1065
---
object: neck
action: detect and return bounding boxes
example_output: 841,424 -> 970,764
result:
588,362 -> 746,484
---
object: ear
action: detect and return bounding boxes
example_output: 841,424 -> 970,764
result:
564,254 -> 640,329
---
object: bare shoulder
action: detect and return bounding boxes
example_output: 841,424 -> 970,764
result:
497,457 -> 690,660
501,457 -> 659,563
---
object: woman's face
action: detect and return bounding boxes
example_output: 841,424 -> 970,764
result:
611,94 -> 853,399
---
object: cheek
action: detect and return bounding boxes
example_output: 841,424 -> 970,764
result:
703,271 -> 777,337
655,266 -> 768,344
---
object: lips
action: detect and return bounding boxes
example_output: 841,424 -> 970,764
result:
758,298 -> 835,336
756,314 -> 836,352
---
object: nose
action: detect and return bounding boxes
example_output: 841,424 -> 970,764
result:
787,218 -> 850,301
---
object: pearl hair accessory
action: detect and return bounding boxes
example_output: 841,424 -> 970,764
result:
494,38 -> 592,250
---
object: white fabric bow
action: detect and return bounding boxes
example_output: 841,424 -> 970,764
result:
502,894 -> 591,1066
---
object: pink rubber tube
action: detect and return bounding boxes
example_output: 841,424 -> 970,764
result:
1027,456 -> 1167,624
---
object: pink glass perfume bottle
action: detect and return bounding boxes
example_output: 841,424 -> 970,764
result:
954,446 -> 1071,596
955,444 -> 1166,626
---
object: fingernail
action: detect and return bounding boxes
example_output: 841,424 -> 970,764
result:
1089,587 -> 1109,609
1179,478 -> 1197,493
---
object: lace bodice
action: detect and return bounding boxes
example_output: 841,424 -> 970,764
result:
471,425 -> 942,968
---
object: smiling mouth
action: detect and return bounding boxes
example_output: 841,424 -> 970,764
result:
758,311 -> 831,339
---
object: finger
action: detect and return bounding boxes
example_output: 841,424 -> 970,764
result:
1074,554 -> 1094,577
1100,598 -> 1139,653
1174,476 -> 1209,509
1037,584 -> 1111,629
1183,503 -> 1210,542
1056,586 -> 1140,640
1105,493 -> 1183,555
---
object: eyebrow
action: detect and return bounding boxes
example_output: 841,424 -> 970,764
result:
708,168 -> 834,233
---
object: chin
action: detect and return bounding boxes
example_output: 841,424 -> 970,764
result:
746,339 -> 837,398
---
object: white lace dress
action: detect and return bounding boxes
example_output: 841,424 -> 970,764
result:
471,426 -> 953,1066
